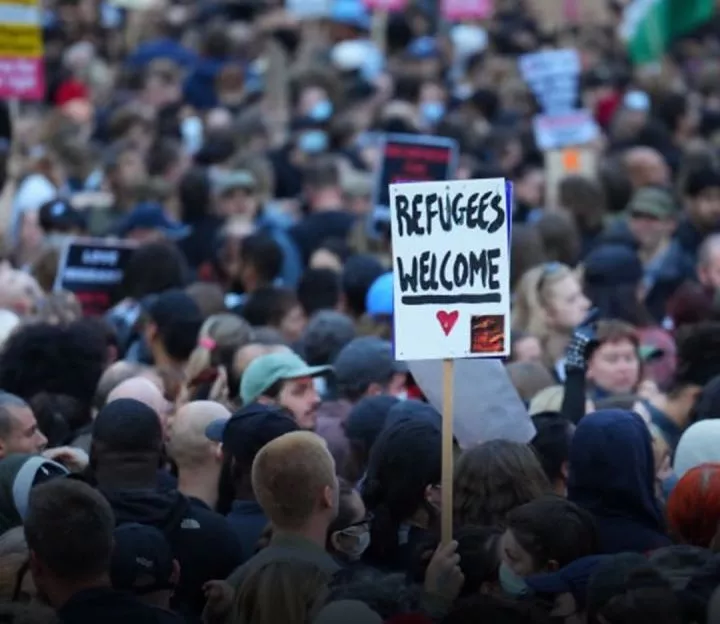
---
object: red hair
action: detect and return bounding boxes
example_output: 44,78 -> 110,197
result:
667,463 -> 720,547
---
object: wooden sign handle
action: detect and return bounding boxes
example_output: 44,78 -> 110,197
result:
441,358 -> 454,545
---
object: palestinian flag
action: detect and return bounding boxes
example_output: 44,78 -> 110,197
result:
621,0 -> 715,64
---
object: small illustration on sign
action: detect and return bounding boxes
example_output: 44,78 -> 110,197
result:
470,315 -> 505,354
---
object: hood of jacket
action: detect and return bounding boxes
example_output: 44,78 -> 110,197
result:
568,409 -> 664,533
101,487 -> 190,533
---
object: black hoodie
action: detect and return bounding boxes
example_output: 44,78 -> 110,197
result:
59,587 -> 183,624
101,488 -> 243,621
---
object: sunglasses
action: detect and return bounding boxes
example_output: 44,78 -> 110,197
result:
537,262 -> 563,292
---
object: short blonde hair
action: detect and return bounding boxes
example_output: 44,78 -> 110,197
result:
251,432 -> 336,530
512,263 -> 576,339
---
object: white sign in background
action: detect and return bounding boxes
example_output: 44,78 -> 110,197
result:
519,48 -> 581,116
389,178 -> 511,361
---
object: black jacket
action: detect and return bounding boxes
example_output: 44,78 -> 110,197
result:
101,488 -> 243,621
58,587 -> 183,624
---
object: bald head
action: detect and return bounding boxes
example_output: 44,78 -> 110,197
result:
625,147 -> 669,189
94,361 -> 146,410
251,431 -> 337,529
107,376 -> 169,422
167,401 -> 231,469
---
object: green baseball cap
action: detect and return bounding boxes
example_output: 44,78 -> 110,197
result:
627,187 -> 677,219
240,351 -> 332,404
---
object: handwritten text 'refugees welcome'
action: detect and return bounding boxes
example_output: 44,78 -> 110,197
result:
393,188 -> 506,304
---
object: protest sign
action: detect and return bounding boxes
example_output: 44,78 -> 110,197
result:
533,110 -> 600,151
545,146 -> 598,209
519,48 -> 580,115
408,358 -> 536,448
364,0 -> 407,11
441,0 -> 493,21
286,0 -> 332,19
0,0 -> 44,100
389,178 -> 511,361
54,239 -> 137,316
370,134 -> 458,238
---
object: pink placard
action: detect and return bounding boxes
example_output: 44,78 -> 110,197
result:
0,58 -> 44,101
363,0 -> 408,12
441,0 -> 492,21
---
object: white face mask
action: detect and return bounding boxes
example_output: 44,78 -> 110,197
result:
336,530 -> 371,561
394,391 -> 408,401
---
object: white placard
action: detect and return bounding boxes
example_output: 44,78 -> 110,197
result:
286,0 -> 332,18
408,359 -> 536,447
533,110 -> 600,151
519,48 -> 581,116
389,178 -> 511,361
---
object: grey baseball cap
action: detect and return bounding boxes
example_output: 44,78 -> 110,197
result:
332,337 -> 407,393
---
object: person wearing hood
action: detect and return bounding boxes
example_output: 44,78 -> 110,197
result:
0,453 -> 68,534
87,398 -> 243,621
568,409 -> 671,554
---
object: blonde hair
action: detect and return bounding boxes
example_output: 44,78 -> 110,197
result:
185,314 -> 252,384
512,263 -> 576,339
232,560 -> 330,624
528,385 -> 565,416
251,432 -> 336,530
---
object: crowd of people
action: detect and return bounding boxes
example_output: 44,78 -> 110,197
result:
3,0 -> 720,623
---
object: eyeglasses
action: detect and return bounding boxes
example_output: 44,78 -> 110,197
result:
339,512 -> 374,535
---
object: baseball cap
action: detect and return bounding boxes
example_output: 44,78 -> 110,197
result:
93,398 -> 163,453
111,523 -> 175,594
117,202 -> 190,240
205,403 -> 299,464
210,169 -> 256,195
525,556 -> 609,609
365,273 -> 393,317
144,289 -> 203,330
240,351 -> 332,405
330,0 -> 371,31
38,198 -> 86,233
333,337 -> 407,392
684,167 -> 720,198
583,244 -> 643,287
345,395 -> 400,450
384,399 -> 441,433
627,187 -> 677,219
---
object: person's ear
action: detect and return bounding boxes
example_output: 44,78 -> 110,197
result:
365,382 -> 383,397
170,559 -> 181,587
561,460 -> 569,481
329,531 -> 342,552
322,484 -> 334,510
144,321 -> 158,344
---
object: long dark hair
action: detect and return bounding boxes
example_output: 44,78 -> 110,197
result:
362,421 -> 441,570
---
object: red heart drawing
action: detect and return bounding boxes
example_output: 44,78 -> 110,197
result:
436,310 -> 459,336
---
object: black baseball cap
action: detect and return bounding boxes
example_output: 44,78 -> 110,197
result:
345,395 -> 400,450
38,198 -> 86,233
205,403 -> 300,465
111,523 -> 175,594
93,398 -> 162,453
144,289 -> 203,330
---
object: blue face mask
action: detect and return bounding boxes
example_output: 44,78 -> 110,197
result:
420,101 -> 446,125
499,562 -> 531,597
298,130 -> 328,154
308,99 -> 333,122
